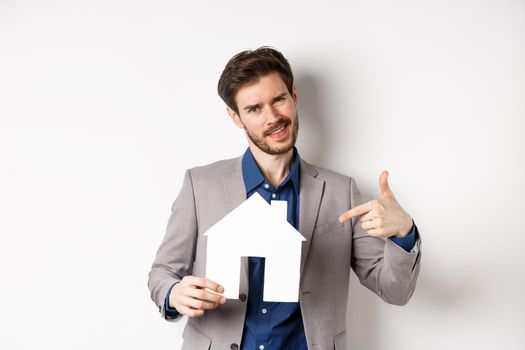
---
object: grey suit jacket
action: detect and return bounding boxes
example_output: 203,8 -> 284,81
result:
148,155 -> 422,350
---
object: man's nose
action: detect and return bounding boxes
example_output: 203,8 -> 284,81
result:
263,105 -> 280,123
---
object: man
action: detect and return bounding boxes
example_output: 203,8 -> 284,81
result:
148,47 -> 421,350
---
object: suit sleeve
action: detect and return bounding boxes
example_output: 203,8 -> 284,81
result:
349,177 -> 422,306
148,169 -> 198,321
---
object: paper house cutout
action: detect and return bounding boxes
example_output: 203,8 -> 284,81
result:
205,193 -> 306,302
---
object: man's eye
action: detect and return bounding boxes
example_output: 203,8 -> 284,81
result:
249,107 -> 258,113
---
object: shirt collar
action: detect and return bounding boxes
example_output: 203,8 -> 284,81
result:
241,147 -> 300,194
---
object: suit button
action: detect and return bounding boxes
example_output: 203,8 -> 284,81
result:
230,344 -> 239,350
239,293 -> 247,302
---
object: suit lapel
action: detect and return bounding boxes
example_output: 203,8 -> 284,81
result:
299,159 -> 324,277
222,156 -> 247,215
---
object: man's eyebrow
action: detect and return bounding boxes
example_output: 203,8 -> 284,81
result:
243,102 -> 261,111
272,92 -> 288,102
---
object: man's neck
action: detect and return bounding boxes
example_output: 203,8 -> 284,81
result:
248,144 -> 294,188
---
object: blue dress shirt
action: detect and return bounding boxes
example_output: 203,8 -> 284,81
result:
240,147 -> 306,350
164,147 -> 417,349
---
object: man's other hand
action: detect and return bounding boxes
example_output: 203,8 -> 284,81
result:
170,276 -> 226,318
338,170 -> 413,238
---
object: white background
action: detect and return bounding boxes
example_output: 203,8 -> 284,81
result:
1,0 -> 524,349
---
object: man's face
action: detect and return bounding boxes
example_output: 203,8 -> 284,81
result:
227,72 -> 299,155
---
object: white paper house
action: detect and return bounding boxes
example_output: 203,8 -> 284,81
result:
205,193 -> 306,302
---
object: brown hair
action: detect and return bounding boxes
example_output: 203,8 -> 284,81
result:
217,46 -> 294,114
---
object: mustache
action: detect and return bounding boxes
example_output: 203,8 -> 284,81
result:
264,119 -> 290,136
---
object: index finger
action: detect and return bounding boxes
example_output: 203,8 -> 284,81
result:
185,276 -> 224,293
338,201 -> 373,223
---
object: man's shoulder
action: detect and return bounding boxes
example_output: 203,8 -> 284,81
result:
188,155 -> 242,180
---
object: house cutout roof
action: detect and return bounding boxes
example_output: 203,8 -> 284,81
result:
205,193 -> 306,302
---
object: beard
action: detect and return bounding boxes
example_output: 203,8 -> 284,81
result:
242,113 -> 299,155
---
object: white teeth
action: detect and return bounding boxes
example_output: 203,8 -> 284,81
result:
271,125 -> 286,135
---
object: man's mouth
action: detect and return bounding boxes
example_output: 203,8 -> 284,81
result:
267,123 -> 289,139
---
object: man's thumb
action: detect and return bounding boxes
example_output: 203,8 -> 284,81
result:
379,170 -> 394,198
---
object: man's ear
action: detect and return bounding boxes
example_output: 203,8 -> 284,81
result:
292,83 -> 298,104
226,106 -> 244,129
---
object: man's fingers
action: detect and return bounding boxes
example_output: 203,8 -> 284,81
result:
181,295 -> 220,311
360,220 -> 376,231
358,211 -> 375,223
173,276 -> 227,318
177,304 -> 205,318
183,276 -> 224,293
379,170 -> 395,199
185,287 -> 226,305
339,201 -> 374,223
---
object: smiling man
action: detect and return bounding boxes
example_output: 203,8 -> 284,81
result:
230,72 -> 298,157
148,47 -> 422,350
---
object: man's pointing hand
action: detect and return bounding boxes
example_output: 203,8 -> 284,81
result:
338,171 -> 413,238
